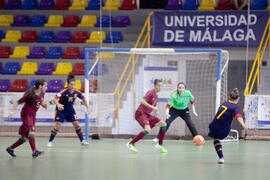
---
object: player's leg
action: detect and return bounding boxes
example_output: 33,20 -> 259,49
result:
71,120 -> 88,145
6,134 -> 28,157
47,111 -> 63,147
213,139 -> 224,164
180,109 -> 198,137
154,119 -> 168,153
28,130 -> 44,158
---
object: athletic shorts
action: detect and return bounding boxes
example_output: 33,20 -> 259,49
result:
55,109 -> 77,123
135,110 -> 160,128
208,123 -> 229,140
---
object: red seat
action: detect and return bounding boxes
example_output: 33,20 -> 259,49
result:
9,79 -> 28,92
19,31 -> 38,43
119,0 -> 137,10
70,31 -> 89,43
0,46 -> 12,58
215,0 -> 232,10
61,15 -> 80,27
71,63 -> 84,75
62,47 -> 80,59
54,0 -> 71,10
81,80 -> 98,93
0,0 -> 5,9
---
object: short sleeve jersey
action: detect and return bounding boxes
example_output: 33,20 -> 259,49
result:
137,89 -> 158,114
168,90 -> 194,110
55,88 -> 84,111
18,92 -> 45,116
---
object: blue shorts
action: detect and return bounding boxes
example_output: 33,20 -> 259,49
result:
208,122 -> 229,140
54,110 -> 77,123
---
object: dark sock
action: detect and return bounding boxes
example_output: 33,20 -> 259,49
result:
49,128 -> 59,142
159,126 -> 167,145
214,140 -> 224,159
28,134 -> 36,152
10,136 -> 26,149
130,130 -> 149,145
75,126 -> 84,142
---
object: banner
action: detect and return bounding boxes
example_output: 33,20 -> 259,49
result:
152,11 -> 268,46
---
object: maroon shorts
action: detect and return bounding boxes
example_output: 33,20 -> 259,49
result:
135,110 -> 160,128
19,114 -> 35,137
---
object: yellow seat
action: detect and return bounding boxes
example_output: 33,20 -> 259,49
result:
1,30 -> 21,42
44,15 -> 63,27
198,0 -> 216,10
64,80 -> 81,89
0,15 -> 14,26
9,46 -> 30,58
102,0 -> 121,10
69,0 -> 88,10
17,62 -> 38,75
86,31 -> 106,43
78,15 -> 97,27
53,63 -> 72,75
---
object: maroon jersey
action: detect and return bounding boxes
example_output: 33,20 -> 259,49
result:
137,90 -> 158,114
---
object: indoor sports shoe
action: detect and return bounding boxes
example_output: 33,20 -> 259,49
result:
152,138 -> 159,143
155,144 -> 168,153
47,141 -> 53,148
32,150 -> 44,158
6,147 -> 16,157
81,140 -> 89,146
126,143 -> 138,153
217,158 -> 224,164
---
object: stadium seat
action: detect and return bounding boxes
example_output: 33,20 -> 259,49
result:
61,15 -> 80,27
62,47 -> 80,59
17,62 -> 38,75
165,0 -> 182,10
0,62 -> 2,73
0,0 -> 5,9
71,63 -> 84,75
86,0 -> 104,10
90,63 -> 107,76
53,31 -> 72,43
36,31 -> 54,43
35,62 -> 55,75
86,31 -> 106,43
0,15 -> 14,26
78,47 -> 96,59
0,79 -> 11,92
95,15 -> 112,27
81,80 -> 98,93
21,0 -> 38,9
198,0 -> 216,10
119,0 -> 137,10
27,46 -> 46,59
215,0 -> 232,10
44,15 -> 63,27
29,15 -> 47,27
103,0 -> 120,10
37,0 -> 54,9
251,0 -> 268,10
45,47 -> 63,59
1,30 -> 21,42
0,31 -> 5,42
0,46 -> 12,58
70,31 -> 89,43
47,80 -> 64,92
112,16 -> 130,27
52,63 -> 72,75
54,0 -> 71,10
2,62 -> 20,74
19,31 -> 38,43
69,0 -> 87,10
181,0 -> 199,10
4,0 -> 21,9
65,79 -> 81,89
9,46 -> 30,58
9,79 -> 28,92
98,52 -> 115,59
27,79 -> 36,90
78,15 -> 97,27
103,31 -> 122,43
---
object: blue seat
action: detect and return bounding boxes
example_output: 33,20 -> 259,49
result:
29,15 -> 47,27
21,0 -> 38,9
251,0 -> 268,10
0,79 -> 11,92
37,0 -> 55,9
103,31 -> 122,43
95,15 -> 112,27
0,31 -> 5,42
165,0 -> 182,10
45,47 -> 63,59
4,0 -> 21,9
90,63 -> 107,76
2,62 -> 21,74
36,31 -> 54,43
27,79 -> 36,90
86,0 -> 104,10
181,0 -> 199,10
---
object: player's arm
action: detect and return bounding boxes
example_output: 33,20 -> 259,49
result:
189,91 -> 198,116
239,0 -> 248,10
233,0 -> 240,9
140,98 -> 158,111
81,97 -> 90,114
236,116 -> 248,131
40,94 -> 48,109
54,94 -> 64,110
8,95 -> 25,119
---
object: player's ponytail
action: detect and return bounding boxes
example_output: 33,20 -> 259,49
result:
229,88 -> 239,100
25,79 -> 46,105
67,74 -> 75,84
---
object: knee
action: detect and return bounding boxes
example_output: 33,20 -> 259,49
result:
144,126 -> 151,133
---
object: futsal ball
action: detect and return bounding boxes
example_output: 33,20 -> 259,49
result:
193,135 -> 205,146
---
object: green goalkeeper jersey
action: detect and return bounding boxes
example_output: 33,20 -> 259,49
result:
168,90 -> 194,110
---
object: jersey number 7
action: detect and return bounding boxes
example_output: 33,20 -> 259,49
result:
217,105 -> 227,119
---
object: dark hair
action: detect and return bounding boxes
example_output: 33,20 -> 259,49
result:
229,88 -> 239,100
177,82 -> 185,88
25,79 -> 46,106
67,75 -> 75,84
154,79 -> 162,85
